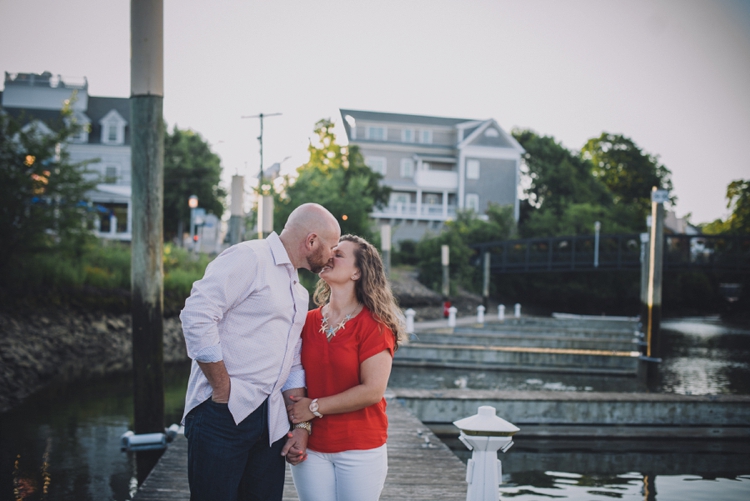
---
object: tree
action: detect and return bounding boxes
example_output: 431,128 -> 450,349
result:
703,179 -> 750,235
513,129 -> 611,218
273,119 -> 390,241
0,105 -> 96,271
581,133 -> 674,220
163,125 -> 226,242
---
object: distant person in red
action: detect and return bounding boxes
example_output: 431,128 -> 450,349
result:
287,234 -> 406,501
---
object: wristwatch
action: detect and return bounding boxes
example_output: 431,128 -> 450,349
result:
294,421 -> 312,435
309,398 -> 323,418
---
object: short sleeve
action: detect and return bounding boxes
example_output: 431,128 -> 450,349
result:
358,316 -> 395,364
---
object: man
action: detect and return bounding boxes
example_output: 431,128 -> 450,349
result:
180,203 -> 341,501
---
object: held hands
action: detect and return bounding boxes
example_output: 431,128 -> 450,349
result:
281,429 -> 308,465
287,395 -> 314,424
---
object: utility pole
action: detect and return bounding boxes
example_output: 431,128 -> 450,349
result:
130,0 -> 164,483
241,112 -> 282,183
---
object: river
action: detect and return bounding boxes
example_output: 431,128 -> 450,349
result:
1,316 -> 749,500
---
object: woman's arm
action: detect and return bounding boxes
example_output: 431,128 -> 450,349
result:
288,350 -> 392,423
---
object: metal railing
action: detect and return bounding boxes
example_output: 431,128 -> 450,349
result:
469,234 -> 750,273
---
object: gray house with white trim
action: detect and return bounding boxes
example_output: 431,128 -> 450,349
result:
1,71 -> 132,240
340,109 -> 524,242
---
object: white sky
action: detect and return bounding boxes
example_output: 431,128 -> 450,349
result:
1,0 -> 748,224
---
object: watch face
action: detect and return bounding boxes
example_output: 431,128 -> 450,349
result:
310,401 -> 319,412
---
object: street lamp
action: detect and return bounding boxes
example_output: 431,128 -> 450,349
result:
189,195 -> 198,246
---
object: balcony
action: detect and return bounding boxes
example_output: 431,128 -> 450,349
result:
413,169 -> 458,189
372,202 -> 457,221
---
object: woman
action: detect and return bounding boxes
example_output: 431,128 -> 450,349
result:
287,234 -> 406,501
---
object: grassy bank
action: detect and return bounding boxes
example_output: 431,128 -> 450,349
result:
0,241 -> 213,316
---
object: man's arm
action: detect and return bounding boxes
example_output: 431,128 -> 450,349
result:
197,361 -> 231,403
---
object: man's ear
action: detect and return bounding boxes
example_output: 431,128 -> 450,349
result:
306,233 -> 317,251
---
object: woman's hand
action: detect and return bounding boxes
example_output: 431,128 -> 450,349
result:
287,395 -> 315,424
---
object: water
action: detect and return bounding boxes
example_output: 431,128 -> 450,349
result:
1,317 -> 749,500
390,316 -> 750,395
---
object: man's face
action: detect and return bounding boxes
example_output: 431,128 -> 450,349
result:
306,231 -> 340,273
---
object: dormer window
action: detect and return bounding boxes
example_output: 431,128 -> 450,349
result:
99,109 -> 127,145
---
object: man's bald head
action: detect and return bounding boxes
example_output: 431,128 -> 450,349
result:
279,203 -> 341,271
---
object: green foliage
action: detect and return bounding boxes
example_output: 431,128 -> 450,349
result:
415,205 -> 516,294
393,239 -> 418,266
512,129 -> 611,216
0,103 -> 97,269
273,119 -> 390,241
163,125 -> 226,242
703,179 -> 750,235
581,132 -> 674,220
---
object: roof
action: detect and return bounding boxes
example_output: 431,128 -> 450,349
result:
340,109 -> 476,128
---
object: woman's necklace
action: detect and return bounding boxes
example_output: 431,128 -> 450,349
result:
320,303 -> 361,341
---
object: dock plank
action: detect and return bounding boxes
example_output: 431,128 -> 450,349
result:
135,399 -> 467,501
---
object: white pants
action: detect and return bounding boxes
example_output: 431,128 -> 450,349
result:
291,444 -> 388,501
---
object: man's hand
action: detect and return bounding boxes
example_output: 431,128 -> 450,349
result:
281,428 -> 309,465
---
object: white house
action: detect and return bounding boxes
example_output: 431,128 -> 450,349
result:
1,71 -> 132,240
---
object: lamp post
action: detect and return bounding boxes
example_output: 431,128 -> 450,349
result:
188,195 -> 198,248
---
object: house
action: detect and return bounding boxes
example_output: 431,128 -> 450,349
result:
340,109 -> 524,243
1,71 -> 132,240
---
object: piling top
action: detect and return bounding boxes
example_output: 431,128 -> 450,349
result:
453,405 -> 519,436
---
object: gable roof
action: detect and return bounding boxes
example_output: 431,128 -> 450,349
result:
340,109 -> 477,140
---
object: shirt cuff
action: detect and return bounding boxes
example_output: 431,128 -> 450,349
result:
194,345 -> 223,363
282,370 -> 306,392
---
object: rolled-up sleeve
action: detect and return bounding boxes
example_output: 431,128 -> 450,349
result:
281,337 -> 306,391
180,246 -> 258,360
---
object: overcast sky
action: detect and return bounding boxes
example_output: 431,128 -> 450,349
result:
1,0 -> 748,224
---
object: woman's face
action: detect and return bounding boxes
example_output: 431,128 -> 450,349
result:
319,240 -> 359,285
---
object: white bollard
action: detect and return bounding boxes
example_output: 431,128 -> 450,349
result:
477,305 -> 485,324
498,304 -> 505,321
514,303 -> 521,318
454,406 -> 519,501
405,308 -> 416,335
448,306 -> 458,327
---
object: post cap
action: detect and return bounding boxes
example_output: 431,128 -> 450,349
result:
453,406 -> 519,436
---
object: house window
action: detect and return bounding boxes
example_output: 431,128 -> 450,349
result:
400,159 -> 414,178
419,130 -> 432,144
104,165 -> 119,184
402,128 -> 414,143
367,126 -> 387,141
424,193 -> 440,205
365,157 -> 386,175
390,192 -> 410,205
467,159 -> 480,180
107,123 -> 118,142
466,193 -> 480,212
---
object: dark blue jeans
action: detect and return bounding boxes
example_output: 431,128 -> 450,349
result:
184,398 -> 286,501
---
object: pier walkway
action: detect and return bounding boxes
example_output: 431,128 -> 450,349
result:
132,398 -> 467,501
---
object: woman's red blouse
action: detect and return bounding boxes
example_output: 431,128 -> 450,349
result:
301,306 -> 395,453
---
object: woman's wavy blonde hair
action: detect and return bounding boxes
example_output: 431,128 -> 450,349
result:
313,234 -> 407,349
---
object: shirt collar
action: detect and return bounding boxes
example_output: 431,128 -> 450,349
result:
267,232 -> 293,267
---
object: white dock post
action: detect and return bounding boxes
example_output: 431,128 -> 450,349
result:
514,303 -> 521,318
477,305 -> 485,324
454,406 -> 519,501
498,304 -> 505,321
405,308 -> 415,335
448,306 -> 458,327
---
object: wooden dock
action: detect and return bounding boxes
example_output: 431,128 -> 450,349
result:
133,398 -> 467,500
